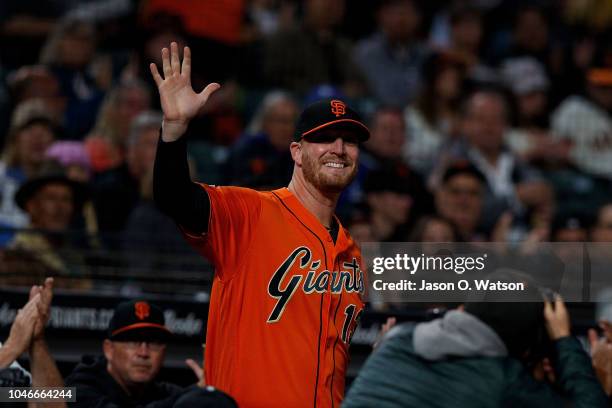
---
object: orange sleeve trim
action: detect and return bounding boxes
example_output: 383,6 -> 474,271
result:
301,119 -> 370,138
111,323 -> 171,337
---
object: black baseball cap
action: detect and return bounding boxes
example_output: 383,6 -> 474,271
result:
15,171 -> 87,211
441,160 -> 486,184
107,300 -> 172,342
295,98 -> 370,142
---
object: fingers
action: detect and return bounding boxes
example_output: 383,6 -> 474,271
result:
161,47 -> 172,79
19,294 -> 41,323
554,294 -> 565,311
181,46 -> 191,78
589,328 -> 601,349
185,358 -> 204,384
42,277 -> 53,305
383,317 -> 396,333
29,285 -> 38,301
185,359 -> 202,374
150,63 -> 163,87
170,42 -> 180,75
197,82 -> 221,106
600,321 -> 612,343
543,297 -> 553,319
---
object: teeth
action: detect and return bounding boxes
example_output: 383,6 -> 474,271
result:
325,163 -> 345,168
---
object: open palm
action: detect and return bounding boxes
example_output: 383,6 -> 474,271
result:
150,42 -> 219,135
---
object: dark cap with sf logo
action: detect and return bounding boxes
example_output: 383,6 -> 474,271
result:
107,300 -> 172,342
294,98 -> 370,142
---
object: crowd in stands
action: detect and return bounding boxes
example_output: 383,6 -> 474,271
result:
1,0 -> 612,404
1,1 -> 612,289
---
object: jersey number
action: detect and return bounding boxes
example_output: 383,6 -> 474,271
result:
341,304 -> 362,344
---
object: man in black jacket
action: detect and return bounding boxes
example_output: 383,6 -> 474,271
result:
65,300 -> 236,408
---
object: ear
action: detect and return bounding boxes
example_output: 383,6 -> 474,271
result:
103,339 -> 113,361
290,141 -> 302,166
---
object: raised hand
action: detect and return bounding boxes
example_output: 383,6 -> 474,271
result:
149,42 -> 220,142
186,358 -> 206,387
4,294 -> 41,358
30,277 -> 54,341
543,295 -> 571,340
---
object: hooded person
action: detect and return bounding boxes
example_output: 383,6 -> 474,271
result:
343,269 -> 607,408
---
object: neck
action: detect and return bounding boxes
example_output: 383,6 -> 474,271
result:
107,365 -> 145,397
287,173 -> 338,228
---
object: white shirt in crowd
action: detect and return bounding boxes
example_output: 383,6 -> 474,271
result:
551,95 -> 612,179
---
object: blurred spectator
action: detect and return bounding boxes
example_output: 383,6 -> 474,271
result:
591,289 -> 612,398
434,160 -> 486,241
9,168 -> 89,286
345,209 -> 374,247
341,107 -> 409,214
122,165 -> 207,285
264,0 -> 362,95
46,141 -> 92,183
0,2 -> 61,69
563,0 -> 612,34
225,91 -> 298,188
0,278 -> 66,408
66,300 -> 237,407
404,52 -> 465,175
551,213 -> 590,242
551,67 -> 612,179
246,0 -> 296,37
443,89 -> 553,234
353,0 -> 428,106
501,57 -> 572,166
139,2 -> 245,85
85,80 -> 152,172
45,141 -> 100,245
495,5 -> 557,70
444,3 -> 496,82
591,203 -> 612,242
6,65 -> 66,120
64,0 -> 133,23
91,111 -> 161,245
363,164 -> 431,241
363,107 -> 406,166
0,100 -> 58,230
407,215 -> 458,242
344,270 -> 608,407
39,17 -> 104,139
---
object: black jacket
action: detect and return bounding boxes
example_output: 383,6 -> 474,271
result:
65,355 -> 185,408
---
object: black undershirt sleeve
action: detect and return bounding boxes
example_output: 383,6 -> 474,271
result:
153,132 -> 210,234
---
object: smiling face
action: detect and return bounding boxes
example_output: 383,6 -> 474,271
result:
291,129 -> 360,194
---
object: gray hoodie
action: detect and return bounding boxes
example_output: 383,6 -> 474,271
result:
412,310 -> 508,361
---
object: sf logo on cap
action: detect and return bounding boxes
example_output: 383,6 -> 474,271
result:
134,301 -> 150,320
330,100 -> 346,117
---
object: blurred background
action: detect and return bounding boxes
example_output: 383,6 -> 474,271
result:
0,0 -> 611,384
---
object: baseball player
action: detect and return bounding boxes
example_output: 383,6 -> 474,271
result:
150,42 -> 368,408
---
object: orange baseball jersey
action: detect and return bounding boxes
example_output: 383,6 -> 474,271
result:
182,185 -> 365,408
